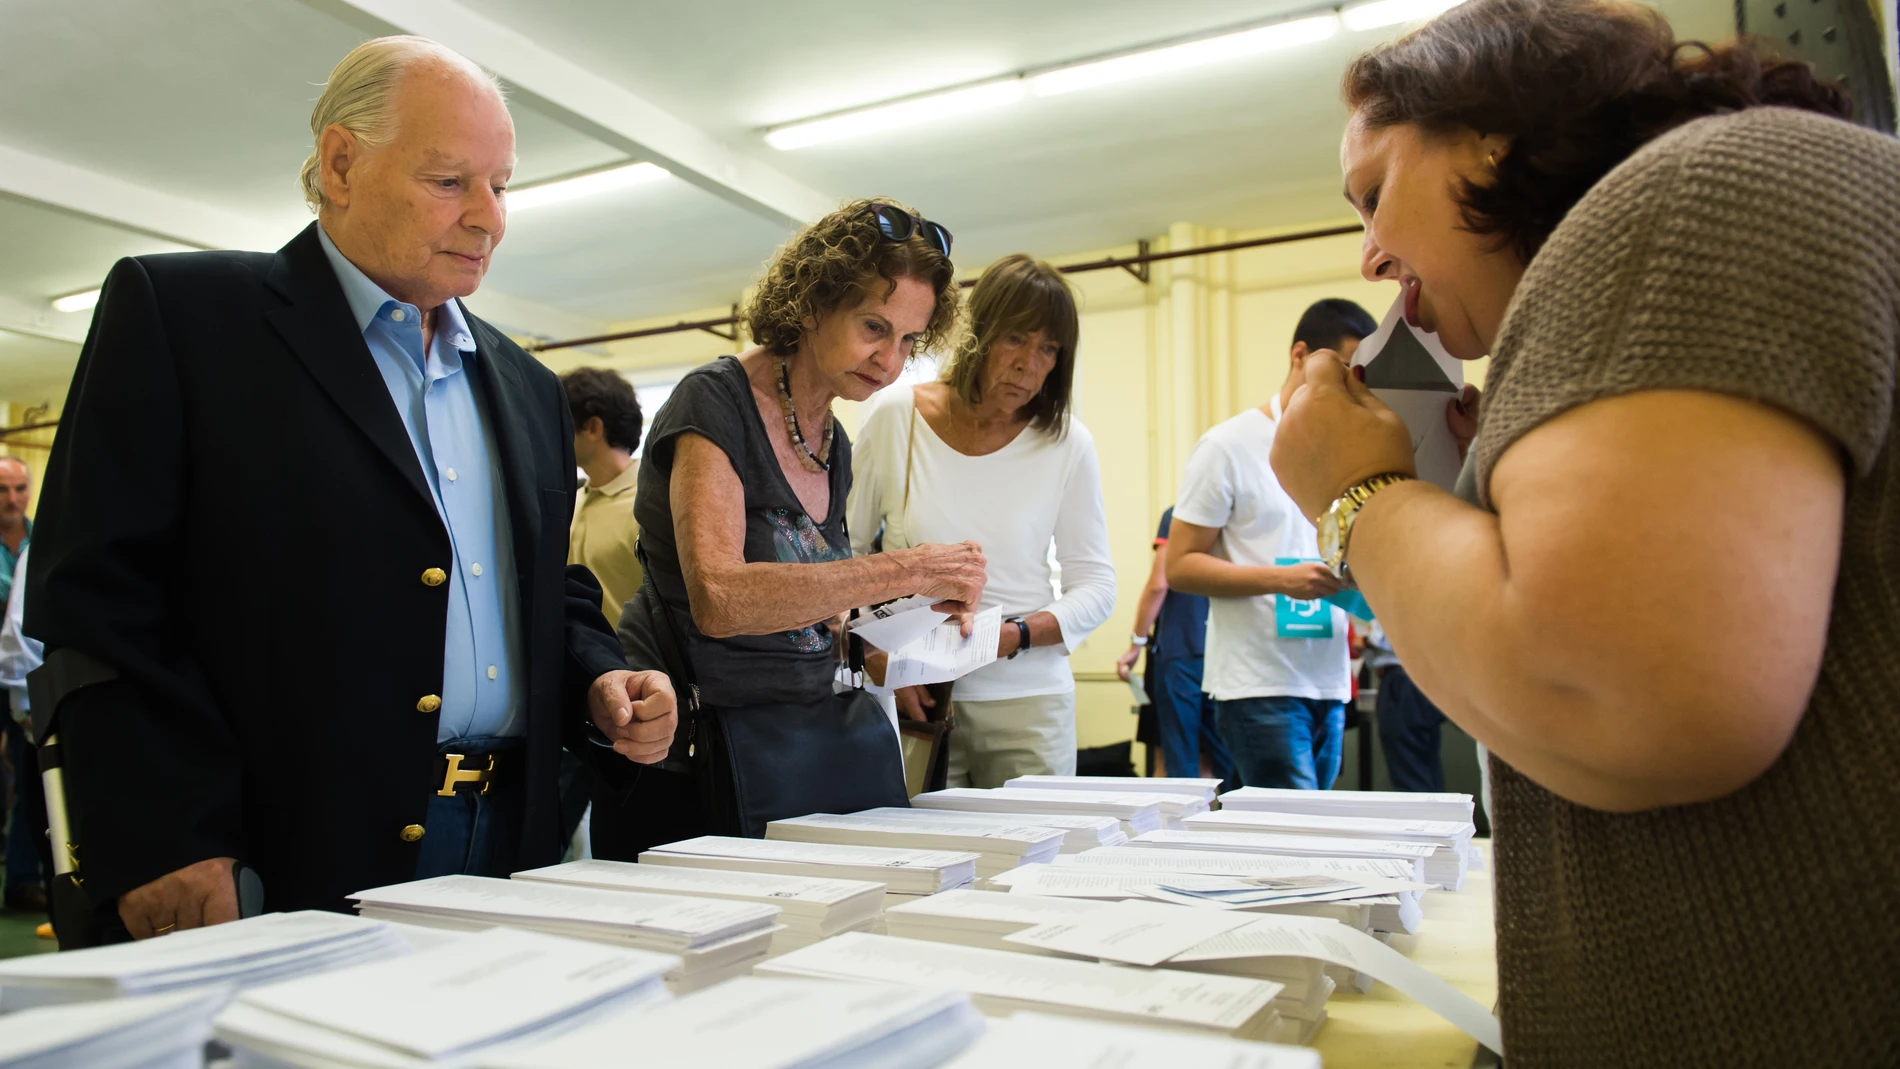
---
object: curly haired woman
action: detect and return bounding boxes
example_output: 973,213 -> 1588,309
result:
592,199 -> 986,857
1269,1 -> 1900,1063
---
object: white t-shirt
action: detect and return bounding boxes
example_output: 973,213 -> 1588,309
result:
847,387 -> 1118,702
1171,397 -> 1351,702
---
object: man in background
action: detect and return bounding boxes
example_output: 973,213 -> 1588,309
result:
562,368 -> 644,619
0,457 -> 43,912
1166,299 -> 1377,790
1117,505 -> 1235,788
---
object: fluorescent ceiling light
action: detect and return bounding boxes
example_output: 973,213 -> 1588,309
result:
1029,14 -> 1341,96
51,289 -> 100,314
766,79 -> 1028,151
506,162 -> 669,211
1341,0 -> 1465,31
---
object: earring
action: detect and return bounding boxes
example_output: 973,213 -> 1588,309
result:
1486,151 -> 1498,168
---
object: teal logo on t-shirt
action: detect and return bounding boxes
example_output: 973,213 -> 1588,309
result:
1274,557 -> 1335,639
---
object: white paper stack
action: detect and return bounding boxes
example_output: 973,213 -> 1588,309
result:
1220,786 -> 1475,825
851,806 -> 1127,853
490,976 -> 985,1069
1057,848 -> 1431,933
213,927 -> 675,1068
349,875 -> 779,992
767,813 -> 1062,880
639,836 -> 978,904
1003,775 -> 1222,806
0,911 -> 406,1011
1181,810 -> 1473,889
912,788 -> 1168,837
942,1013 -> 1320,1069
885,890 -> 1333,1037
512,858 -> 883,953
758,932 -> 1288,1043
0,987 -> 226,1069
1132,826 -> 1437,882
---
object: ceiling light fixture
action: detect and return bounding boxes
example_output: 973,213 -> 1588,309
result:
765,79 -> 1028,151
1340,0 -> 1466,31
1028,14 -> 1341,96
51,289 -> 100,314
506,162 -> 670,211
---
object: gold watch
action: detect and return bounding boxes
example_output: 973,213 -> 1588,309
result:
1317,473 -> 1414,587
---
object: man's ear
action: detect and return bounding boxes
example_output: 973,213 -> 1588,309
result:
319,124 -> 359,210
583,416 -> 605,439
1288,340 -> 1311,370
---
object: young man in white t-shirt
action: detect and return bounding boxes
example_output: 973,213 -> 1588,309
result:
1164,299 -> 1378,790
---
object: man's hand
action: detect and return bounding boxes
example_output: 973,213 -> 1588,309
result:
1115,644 -> 1142,682
1274,562 -> 1343,600
1448,384 -> 1482,461
119,857 -> 239,939
894,685 -> 935,722
589,670 -> 678,764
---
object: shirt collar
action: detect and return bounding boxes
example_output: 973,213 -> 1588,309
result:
316,224 -> 476,354
1269,393 -> 1284,422
586,460 -> 639,498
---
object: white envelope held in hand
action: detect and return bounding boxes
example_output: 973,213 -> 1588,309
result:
1350,295 -> 1466,490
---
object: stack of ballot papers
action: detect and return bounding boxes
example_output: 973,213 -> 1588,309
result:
0,910 -> 406,1010
766,812 -> 1063,879
1220,786 -> 1475,825
0,987 -> 226,1069
912,788 -> 1169,836
885,890 -> 1334,1040
758,932 -> 1291,1044
639,835 -> 978,904
490,976 -> 985,1069
1004,775 -> 1223,807
1132,827 -> 1438,882
943,1013 -> 1320,1069
1181,810 -> 1474,890
992,901 -> 1502,1055
349,874 -> 779,992
512,858 -> 882,953
851,806 -> 1127,853
213,927 -> 675,1068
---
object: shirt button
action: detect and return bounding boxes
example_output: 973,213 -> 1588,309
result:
421,568 -> 447,587
471,563 -> 483,576
446,468 -> 458,482
416,694 -> 442,713
487,665 -> 498,680
390,308 -> 406,323
400,824 -> 425,843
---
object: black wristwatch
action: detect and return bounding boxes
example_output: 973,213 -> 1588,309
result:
1006,616 -> 1031,659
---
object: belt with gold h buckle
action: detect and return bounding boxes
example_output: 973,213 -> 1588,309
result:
435,753 -> 499,797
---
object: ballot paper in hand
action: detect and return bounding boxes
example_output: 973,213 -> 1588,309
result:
847,595 -> 949,653
881,607 -> 1002,688
1352,294 -> 1466,490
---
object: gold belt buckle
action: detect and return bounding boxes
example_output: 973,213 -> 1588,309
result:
437,753 -> 498,797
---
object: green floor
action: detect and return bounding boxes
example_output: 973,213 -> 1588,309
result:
0,903 -> 52,958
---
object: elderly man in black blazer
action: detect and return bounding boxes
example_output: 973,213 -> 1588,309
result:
25,35 -> 675,941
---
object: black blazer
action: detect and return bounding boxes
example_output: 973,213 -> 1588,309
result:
25,223 -> 629,912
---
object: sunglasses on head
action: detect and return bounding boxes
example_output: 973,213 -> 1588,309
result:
866,203 -> 953,257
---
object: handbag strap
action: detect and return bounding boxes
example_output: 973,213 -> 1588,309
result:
902,396 -> 918,519
634,539 -> 701,734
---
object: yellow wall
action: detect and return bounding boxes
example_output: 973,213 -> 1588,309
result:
531,217 -> 1489,770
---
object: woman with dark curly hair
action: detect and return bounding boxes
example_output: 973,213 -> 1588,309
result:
591,198 -> 985,857
1269,0 -> 1899,1063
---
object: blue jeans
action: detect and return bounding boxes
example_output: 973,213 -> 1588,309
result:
1152,656 -> 1237,791
1376,665 -> 1447,793
413,739 -> 525,880
1215,696 -> 1346,790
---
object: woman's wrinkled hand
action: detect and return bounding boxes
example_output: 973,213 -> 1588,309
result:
909,541 -> 987,607
1270,349 -> 1417,520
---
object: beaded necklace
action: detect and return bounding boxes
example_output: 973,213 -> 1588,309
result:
775,354 -> 832,473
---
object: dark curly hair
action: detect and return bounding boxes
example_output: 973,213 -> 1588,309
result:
559,367 -> 644,453
746,198 -> 960,358
1344,0 -> 1853,264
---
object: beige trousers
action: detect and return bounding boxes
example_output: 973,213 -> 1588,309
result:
946,692 -> 1077,789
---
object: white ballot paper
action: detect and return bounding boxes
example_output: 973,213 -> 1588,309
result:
943,1012 -> 1320,1069
1351,294 -> 1465,490
847,595 -> 949,653
880,607 -> 1003,688
1002,900 -> 1259,966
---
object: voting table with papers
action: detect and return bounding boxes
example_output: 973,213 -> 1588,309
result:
0,779 -> 1501,1069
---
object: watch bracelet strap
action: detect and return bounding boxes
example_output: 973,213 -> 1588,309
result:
1333,472 -> 1415,572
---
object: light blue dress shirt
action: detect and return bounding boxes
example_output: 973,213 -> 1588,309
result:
318,227 -> 525,742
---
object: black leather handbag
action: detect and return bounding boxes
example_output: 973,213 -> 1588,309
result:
639,568 -> 908,838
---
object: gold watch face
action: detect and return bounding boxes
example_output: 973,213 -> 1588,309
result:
1318,507 -> 1344,565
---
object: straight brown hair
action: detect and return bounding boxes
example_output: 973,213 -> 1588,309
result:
942,254 -> 1080,436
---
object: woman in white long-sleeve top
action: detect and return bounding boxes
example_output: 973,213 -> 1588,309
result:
849,254 -> 1116,786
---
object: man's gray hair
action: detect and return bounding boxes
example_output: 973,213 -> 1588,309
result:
300,35 -> 502,212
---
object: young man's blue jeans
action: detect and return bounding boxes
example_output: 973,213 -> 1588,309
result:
1151,655 -> 1238,791
1215,696 -> 1346,790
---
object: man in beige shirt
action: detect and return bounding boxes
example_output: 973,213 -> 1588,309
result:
561,368 -> 644,620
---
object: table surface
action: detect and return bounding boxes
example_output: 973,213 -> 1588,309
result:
1310,840 -> 1498,1069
